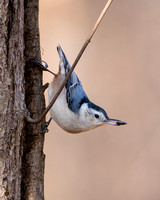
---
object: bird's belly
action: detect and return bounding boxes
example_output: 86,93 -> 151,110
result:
48,81 -> 85,133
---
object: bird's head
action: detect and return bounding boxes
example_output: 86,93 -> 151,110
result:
78,102 -> 126,131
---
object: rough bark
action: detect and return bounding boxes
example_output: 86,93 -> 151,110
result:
21,0 -> 46,199
0,0 -> 45,199
0,0 -> 25,199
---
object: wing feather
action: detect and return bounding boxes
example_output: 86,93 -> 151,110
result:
57,45 -> 89,113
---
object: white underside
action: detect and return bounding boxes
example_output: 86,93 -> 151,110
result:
48,80 -> 93,133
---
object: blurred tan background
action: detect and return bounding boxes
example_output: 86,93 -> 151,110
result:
39,0 -> 160,199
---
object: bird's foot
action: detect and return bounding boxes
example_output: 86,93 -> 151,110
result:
33,60 -> 56,76
42,117 -> 52,133
42,83 -> 49,92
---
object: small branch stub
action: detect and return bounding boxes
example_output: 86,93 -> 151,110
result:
25,0 -> 114,124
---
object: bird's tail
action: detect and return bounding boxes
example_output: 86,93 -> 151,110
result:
57,44 -> 71,75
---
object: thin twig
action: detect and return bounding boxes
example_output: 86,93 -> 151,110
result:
25,0 -> 114,123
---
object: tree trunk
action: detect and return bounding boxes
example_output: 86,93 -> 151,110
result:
0,0 -> 45,199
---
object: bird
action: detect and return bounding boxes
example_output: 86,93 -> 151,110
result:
41,45 -> 126,133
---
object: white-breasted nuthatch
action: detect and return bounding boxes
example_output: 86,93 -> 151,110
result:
45,45 -> 126,133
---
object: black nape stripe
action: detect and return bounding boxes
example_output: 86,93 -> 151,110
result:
79,97 -> 89,107
88,101 -> 109,119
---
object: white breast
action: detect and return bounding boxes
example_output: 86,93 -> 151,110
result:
48,78 -> 85,133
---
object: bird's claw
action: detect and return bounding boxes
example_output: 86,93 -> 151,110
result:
33,60 -> 56,76
42,83 -> 49,92
33,60 -> 49,71
41,118 -> 52,134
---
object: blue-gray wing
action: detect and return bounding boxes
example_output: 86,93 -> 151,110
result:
57,44 -> 89,113
64,56 -> 89,113
66,79 -> 89,113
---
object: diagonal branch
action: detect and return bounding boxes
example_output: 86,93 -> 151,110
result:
25,0 -> 114,124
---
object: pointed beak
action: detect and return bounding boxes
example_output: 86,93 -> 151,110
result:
104,118 -> 127,126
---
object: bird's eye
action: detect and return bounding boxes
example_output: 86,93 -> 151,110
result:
94,114 -> 99,119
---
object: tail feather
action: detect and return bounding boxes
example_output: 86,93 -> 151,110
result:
57,44 -> 79,83
57,44 -> 70,75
